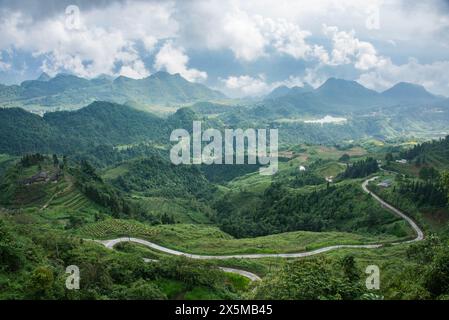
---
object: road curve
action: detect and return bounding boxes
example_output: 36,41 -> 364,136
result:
92,176 -> 424,282
362,177 -> 424,243
96,237 -> 384,260
127,257 -> 260,281
218,267 -> 262,282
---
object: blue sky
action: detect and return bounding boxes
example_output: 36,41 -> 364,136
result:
0,0 -> 448,97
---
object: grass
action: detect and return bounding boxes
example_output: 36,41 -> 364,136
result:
183,287 -> 221,300
128,196 -> 213,224
0,154 -> 17,176
77,219 -> 409,256
102,163 -> 130,180
114,242 -> 161,260
153,279 -> 187,299
223,272 -> 251,291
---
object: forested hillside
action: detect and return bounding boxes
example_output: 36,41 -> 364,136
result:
0,72 -> 225,110
215,182 -> 410,238
400,136 -> 449,169
0,102 -> 169,154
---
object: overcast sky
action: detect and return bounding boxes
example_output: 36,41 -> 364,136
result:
0,0 -> 448,97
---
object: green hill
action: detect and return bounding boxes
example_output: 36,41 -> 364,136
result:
0,102 -> 169,154
400,136 -> 449,169
0,71 -> 225,110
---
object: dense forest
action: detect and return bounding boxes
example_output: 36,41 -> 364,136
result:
0,217 -> 240,300
1,96 -> 449,301
215,182 -> 407,238
109,155 -> 215,199
339,157 -> 379,179
400,136 -> 449,167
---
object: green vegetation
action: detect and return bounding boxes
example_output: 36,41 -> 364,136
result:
1,87 -> 449,301
0,217 -> 243,300
338,157 -> 379,179
0,72 -> 225,112
106,156 -> 214,199
400,136 -> 449,169
251,256 -> 365,300
214,181 -> 411,239
76,219 -> 405,256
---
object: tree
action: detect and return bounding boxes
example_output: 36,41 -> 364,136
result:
26,266 -> 55,299
419,167 -> 440,182
0,220 -> 25,272
252,257 -> 364,300
113,280 -> 167,300
52,154 -> 59,167
341,255 -> 360,282
385,153 -> 394,163
441,171 -> 449,205
339,154 -> 350,163
423,246 -> 449,298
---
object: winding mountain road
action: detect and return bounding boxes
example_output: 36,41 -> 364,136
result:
93,176 -> 424,281
362,177 -> 424,243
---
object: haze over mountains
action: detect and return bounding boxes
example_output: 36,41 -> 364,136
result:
264,78 -> 446,115
1,71 -> 448,152
0,70 -> 446,117
0,71 -> 225,111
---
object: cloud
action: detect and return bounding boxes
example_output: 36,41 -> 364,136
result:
175,1 -> 328,62
0,0 -> 448,94
221,74 -> 311,97
175,2 -> 267,61
358,58 -> 449,95
257,16 -> 329,63
0,1 -> 178,78
0,52 -> 10,71
323,25 -> 387,70
118,59 -> 150,79
221,74 -> 270,96
153,41 -> 207,82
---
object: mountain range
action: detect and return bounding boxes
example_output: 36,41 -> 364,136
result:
0,101 -> 176,154
0,71 -> 225,111
264,78 -> 446,115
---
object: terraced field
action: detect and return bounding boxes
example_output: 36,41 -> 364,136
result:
77,219 -> 409,256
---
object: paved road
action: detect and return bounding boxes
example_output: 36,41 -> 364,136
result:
362,177 -> 424,243
93,176 -> 425,280
96,237 -> 384,260
218,267 -> 262,282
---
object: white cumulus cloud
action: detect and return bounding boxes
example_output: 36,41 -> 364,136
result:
0,1 -> 178,78
323,25 -> 387,70
358,58 -> 449,95
153,41 -> 207,82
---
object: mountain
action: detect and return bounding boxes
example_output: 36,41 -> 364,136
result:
0,102 -> 170,154
314,78 -> 384,109
382,82 -> 439,105
0,107 -> 60,155
0,71 -> 226,110
261,78 -> 446,117
266,85 -> 291,99
261,78 -> 383,115
36,72 -> 51,81
266,84 -> 314,100
112,71 -> 225,105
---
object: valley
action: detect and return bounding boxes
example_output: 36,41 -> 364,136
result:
1,72 -> 449,301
